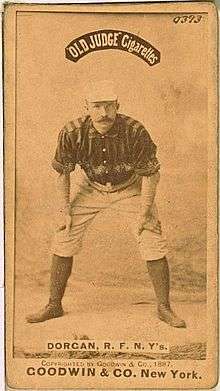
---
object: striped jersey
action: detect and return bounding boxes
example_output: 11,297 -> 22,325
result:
52,113 -> 160,185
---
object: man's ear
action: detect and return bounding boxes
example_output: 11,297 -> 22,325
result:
116,101 -> 120,110
84,100 -> 89,113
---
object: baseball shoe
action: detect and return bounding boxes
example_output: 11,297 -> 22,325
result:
26,303 -> 64,323
158,304 -> 186,328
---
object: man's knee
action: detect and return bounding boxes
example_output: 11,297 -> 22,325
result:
51,240 -> 82,258
53,254 -> 73,261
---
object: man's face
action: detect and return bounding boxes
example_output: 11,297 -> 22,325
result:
86,100 -> 119,133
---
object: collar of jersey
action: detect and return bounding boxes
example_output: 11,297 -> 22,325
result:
88,116 -> 119,139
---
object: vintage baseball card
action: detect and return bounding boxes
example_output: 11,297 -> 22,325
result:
4,1 -> 218,389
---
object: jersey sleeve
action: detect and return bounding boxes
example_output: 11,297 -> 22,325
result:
132,127 -> 160,177
52,124 -> 77,174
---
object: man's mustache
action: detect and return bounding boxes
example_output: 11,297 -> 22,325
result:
97,117 -> 113,123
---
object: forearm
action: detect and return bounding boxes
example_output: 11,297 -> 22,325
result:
140,171 -> 160,217
56,172 -> 71,211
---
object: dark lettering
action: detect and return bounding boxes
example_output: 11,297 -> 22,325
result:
27,367 -> 35,375
65,29 -> 160,66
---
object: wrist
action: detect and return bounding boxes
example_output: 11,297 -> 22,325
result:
140,205 -> 152,218
59,204 -> 71,214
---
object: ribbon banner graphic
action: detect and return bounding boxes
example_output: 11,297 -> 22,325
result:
65,30 -> 161,66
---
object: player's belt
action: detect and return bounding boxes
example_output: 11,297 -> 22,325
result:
88,174 -> 139,193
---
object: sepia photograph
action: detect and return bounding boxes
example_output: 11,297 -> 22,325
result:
4,2 -> 218,389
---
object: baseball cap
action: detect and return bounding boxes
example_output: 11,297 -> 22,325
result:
85,80 -> 118,102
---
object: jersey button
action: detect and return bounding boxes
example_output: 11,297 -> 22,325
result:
102,148 -> 106,152
105,170 -> 109,174
103,160 -> 107,164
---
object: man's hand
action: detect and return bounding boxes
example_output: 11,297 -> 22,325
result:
56,205 -> 72,233
55,172 -> 71,232
138,214 -> 162,236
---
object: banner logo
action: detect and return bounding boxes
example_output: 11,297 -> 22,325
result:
65,30 -> 160,66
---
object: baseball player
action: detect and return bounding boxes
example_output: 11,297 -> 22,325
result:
26,80 -> 186,328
